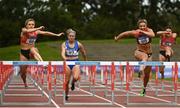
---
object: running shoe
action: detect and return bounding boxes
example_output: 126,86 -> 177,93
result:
71,82 -> 75,91
65,95 -> 69,101
138,71 -> 142,78
24,83 -> 28,88
139,88 -> 146,96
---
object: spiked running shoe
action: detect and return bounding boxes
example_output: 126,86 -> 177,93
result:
65,95 -> 69,101
71,82 -> 75,91
140,88 -> 146,96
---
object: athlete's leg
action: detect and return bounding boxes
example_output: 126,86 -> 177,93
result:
143,66 -> 152,88
30,47 -> 43,61
165,47 -> 173,61
140,66 -> 151,96
159,54 -> 166,80
20,53 -> 28,88
134,50 -> 151,96
134,50 -> 148,78
71,65 -> 80,90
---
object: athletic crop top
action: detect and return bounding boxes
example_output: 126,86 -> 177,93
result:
136,33 -> 151,45
160,35 -> 175,47
21,31 -> 38,45
65,40 -> 79,57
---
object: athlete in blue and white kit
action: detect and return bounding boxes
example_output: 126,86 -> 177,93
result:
61,28 -> 87,101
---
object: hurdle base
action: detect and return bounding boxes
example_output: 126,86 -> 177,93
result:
64,102 -> 113,106
1,102 -> 50,106
127,102 -> 179,106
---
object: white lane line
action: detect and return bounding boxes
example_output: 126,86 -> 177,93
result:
98,82 -> 180,105
32,79 -> 61,108
80,88 -> 126,108
56,79 -> 126,108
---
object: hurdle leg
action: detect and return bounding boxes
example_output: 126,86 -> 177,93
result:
155,66 -> 159,96
161,81 -> 165,91
111,62 -> 115,104
48,91 -> 52,104
0,92 -> 2,105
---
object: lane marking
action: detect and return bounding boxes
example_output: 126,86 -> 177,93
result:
56,79 -> 126,108
32,78 -> 61,108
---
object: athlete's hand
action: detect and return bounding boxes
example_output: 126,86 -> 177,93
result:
165,31 -> 170,34
136,29 -> 143,34
38,26 -> 45,30
57,32 -> 64,37
114,36 -> 118,41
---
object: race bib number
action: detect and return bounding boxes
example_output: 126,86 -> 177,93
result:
137,35 -> 150,44
164,42 -> 172,46
26,36 -> 36,45
66,50 -> 79,56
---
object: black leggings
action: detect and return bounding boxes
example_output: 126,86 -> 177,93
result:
160,50 -> 170,61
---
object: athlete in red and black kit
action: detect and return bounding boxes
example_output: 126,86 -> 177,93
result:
20,18 -> 64,88
114,19 -> 155,96
157,27 -> 177,80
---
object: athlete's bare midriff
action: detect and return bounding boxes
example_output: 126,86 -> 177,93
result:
66,56 -> 79,60
20,43 -> 34,50
137,43 -> 152,54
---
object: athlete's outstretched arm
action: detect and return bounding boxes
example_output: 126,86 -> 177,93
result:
137,28 -> 155,37
22,26 -> 44,33
78,42 -> 87,61
114,30 -> 135,41
156,31 -> 169,35
38,30 -> 64,37
61,42 -> 67,60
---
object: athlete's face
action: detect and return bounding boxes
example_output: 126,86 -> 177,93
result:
165,28 -> 172,37
26,21 -> 35,29
68,32 -> 76,42
138,22 -> 147,30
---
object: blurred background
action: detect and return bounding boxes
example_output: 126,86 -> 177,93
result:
0,0 -> 179,47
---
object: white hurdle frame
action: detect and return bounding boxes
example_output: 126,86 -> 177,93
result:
0,61 -> 52,106
126,61 -> 179,106
61,61 -> 114,106
0,61 -> 179,107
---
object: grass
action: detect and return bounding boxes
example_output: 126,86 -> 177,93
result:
0,37 -> 180,61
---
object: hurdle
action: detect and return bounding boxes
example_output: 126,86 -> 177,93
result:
152,62 -> 179,97
0,61 -> 53,106
0,61 -> 13,105
62,61 -> 115,105
126,61 -> 179,106
39,62 -> 64,96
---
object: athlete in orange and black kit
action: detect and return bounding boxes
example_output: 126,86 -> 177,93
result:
114,19 -> 155,96
20,18 -> 64,88
157,27 -> 177,80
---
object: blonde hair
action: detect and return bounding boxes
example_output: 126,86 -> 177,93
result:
137,19 -> 147,26
66,28 -> 76,35
25,18 -> 35,26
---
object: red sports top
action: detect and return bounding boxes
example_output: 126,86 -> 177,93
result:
160,34 -> 175,47
21,31 -> 38,45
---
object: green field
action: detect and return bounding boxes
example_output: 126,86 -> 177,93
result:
0,38 -> 180,61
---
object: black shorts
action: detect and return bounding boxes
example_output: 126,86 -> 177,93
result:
21,49 -> 30,59
138,50 -> 152,58
159,50 -> 166,58
147,53 -> 152,58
